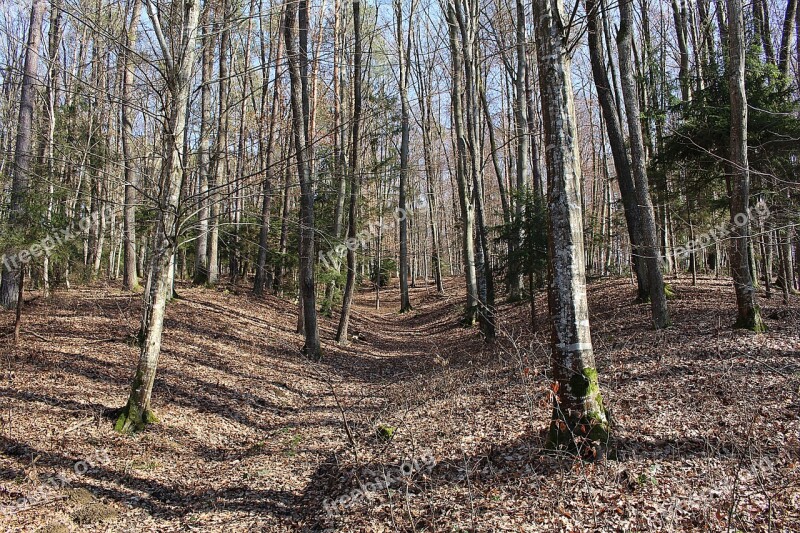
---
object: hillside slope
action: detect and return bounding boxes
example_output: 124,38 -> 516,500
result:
1,277 -> 798,531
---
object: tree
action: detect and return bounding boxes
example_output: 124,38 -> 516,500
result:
336,0 -> 363,344
584,0 -> 649,302
116,0 -> 203,432
396,0 -> 414,313
285,0 -> 321,359
0,0 -> 46,309
617,0 -> 670,329
726,0 -> 766,332
121,0 -> 144,292
533,0 -> 609,457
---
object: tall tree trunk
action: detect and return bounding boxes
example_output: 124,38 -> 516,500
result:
415,47 -> 445,295
116,0 -> 202,432
1,0 -> 46,309
446,1 -> 478,326
533,0 -> 609,458
193,7 -> 213,285
397,0 -> 414,313
335,0 -> 363,344
43,0 -> 62,297
778,0 -> 798,76
508,0 -> 529,302
584,0 -> 649,302
725,0 -> 766,331
254,7 -> 283,295
618,0 -> 670,328
285,0 -> 321,359
322,0 -> 346,312
209,0 -> 231,287
121,0 -> 144,291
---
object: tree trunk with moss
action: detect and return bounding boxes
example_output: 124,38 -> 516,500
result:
726,0 -> 766,332
116,0 -> 202,433
533,0 -> 609,458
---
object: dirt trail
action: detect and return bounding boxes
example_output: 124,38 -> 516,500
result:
1,277 -> 798,531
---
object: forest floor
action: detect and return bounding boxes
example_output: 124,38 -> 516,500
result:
0,275 -> 798,532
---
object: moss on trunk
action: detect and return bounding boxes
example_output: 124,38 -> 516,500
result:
113,369 -> 158,434
546,367 -> 610,460
734,305 -> 767,332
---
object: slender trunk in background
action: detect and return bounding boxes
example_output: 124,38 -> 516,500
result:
336,0 -> 363,344
446,2 -> 478,326
509,0 -> 529,302
116,0 -> 202,432
415,45 -> 445,295
209,0 -> 231,286
396,0 -> 414,313
0,0 -> 46,309
322,0 -> 346,312
194,7 -> 213,284
777,0 -> 797,77
455,0 -> 495,336
725,0 -> 766,332
273,140 -> 292,294
254,7 -> 283,295
533,0 -> 609,458
584,0 -> 648,301
43,0 -> 62,297
618,0 -> 670,329
285,0 -> 321,359
122,0 -> 144,291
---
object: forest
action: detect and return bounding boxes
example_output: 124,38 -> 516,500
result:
0,0 -> 799,529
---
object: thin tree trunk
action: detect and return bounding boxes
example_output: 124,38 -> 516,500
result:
336,0 -> 363,344
397,0 -> 414,313
254,7 -> 283,295
116,0 -> 202,432
618,0 -> 670,328
193,7 -> 213,285
285,0 -> 321,359
584,0 -> 649,302
725,0 -> 766,331
121,0 -> 144,291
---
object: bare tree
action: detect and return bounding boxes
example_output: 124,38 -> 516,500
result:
618,0 -> 670,329
726,0 -> 766,332
533,0 -> 609,457
121,0 -> 144,291
116,0 -> 203,432
285,0 -> 321,359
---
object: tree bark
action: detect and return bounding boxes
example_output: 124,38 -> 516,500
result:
285,0 -> 321,359
254,8 -> 283,295
193,6 -> 213,285
618,0 -> 670,328
116,0 -> 202,432
397,0 -> 414,313
336,0 -> 363,344
1,0 -> 45,309
584,0 -> 649,302
725,0 -> 766,331
533,0 -> 609,458
121,0 -> 144,292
